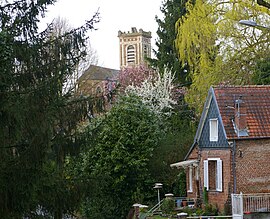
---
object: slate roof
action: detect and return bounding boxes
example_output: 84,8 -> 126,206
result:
213,85 -> 270,139
78,65 -> 119,82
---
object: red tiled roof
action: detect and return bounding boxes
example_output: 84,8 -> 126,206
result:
213,85 -> 270,139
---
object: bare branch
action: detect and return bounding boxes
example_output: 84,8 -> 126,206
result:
257,0 -> 270,9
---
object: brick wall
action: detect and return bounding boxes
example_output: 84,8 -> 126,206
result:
235,139 -> 270,194
200,149 -> 232,212
187,146 -> 199,199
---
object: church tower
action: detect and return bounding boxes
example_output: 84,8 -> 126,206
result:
118,27 -> 151,69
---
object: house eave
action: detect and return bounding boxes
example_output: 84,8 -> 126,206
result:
228,136 -> 270,141
170,159 -> 199,169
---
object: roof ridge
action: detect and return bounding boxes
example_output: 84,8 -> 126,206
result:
213,85 -> 270,88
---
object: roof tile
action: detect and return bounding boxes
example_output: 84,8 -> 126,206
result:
213,85 -> 270,139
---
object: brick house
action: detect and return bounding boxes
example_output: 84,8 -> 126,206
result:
171,86 -> 270,213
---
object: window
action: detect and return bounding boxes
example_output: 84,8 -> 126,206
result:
143,44 -> 149,57
209,119 -> 218,141
188,166 -> 193,192
96,86 -> 102,95
127,45 -> 135,64
204,158 -> 222,192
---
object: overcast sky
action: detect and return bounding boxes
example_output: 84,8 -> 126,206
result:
40,0 -> 163,70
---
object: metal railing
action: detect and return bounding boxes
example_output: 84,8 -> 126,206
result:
145,198 -> 164,216
242,193 -> 270,213
232,193 -> 270,218
174,197 -> 197,209
187,216 -> 232,219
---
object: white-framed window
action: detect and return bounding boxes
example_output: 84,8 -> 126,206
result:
209,118 -> 218,141
188,166 -> 193,193
204,158 -> 223,192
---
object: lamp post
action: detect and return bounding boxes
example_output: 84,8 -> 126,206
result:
153,183 -> 163,211
239,20 -> 270,30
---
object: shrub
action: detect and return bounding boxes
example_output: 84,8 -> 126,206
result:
161,198 -> 175,215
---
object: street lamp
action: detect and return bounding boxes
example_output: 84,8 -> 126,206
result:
239,20 -> 270,30
153,183 -> 163,211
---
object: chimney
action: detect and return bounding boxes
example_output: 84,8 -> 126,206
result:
234,96 -> 247,131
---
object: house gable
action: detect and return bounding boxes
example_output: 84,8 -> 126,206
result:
195,87 -> 228,148
199,96 -> 228,148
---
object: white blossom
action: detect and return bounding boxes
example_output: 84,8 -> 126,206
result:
125,68 -> 176,117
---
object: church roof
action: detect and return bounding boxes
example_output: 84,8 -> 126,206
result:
78,65 -> 119,82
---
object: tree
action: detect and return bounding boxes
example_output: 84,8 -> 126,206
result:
257,0 -> 270,9
148,108 -> 196,196
252,57 -> 270,84
125,68 -> 176,117
151,0 -> 190,84
175,0 -> 270,113
0,0 -> 99,217
118,65 -> 157,93
120,65 -> 196,199
50,16 -> 99,94
80,95 -> 163,218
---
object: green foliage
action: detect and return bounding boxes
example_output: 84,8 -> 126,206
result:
0,0 -> 99,217
252,57 -> 270,85
176,170 -> 187,197
148,98 -> 196,196
150,0 -> 190,84
161,198 -> 175,215
203,187 -> 208,205
80,94 -> 163,218
257,0 -> 270,9
175,0 -> 270,114
203,204 -> 218,216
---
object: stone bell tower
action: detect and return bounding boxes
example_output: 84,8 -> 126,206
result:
118,27 -> 152,69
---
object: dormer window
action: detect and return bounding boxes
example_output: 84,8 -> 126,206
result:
210,118 -> 218,141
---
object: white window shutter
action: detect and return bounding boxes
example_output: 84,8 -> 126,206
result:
188,166 -> 193,192
204,160 -> 209,190
216,159 -> 223,192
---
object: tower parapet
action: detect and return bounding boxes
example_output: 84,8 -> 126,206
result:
118,27 -> 152,69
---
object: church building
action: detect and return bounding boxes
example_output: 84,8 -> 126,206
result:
118,27 -> 152,69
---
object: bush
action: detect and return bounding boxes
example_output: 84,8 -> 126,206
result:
161,198 -> 175,214
203,204 -> 218,216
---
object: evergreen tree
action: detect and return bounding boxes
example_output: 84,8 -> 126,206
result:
150,0 -> 190,84
252,57 -> 270,85
0,1 -> 99,217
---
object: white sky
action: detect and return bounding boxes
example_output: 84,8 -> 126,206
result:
40,0 -> 163,70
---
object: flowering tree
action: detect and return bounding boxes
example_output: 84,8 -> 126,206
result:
125,68 -> 176,116
118,65 -> 157,92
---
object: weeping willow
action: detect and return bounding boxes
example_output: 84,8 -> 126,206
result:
175,0 -> 270,113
